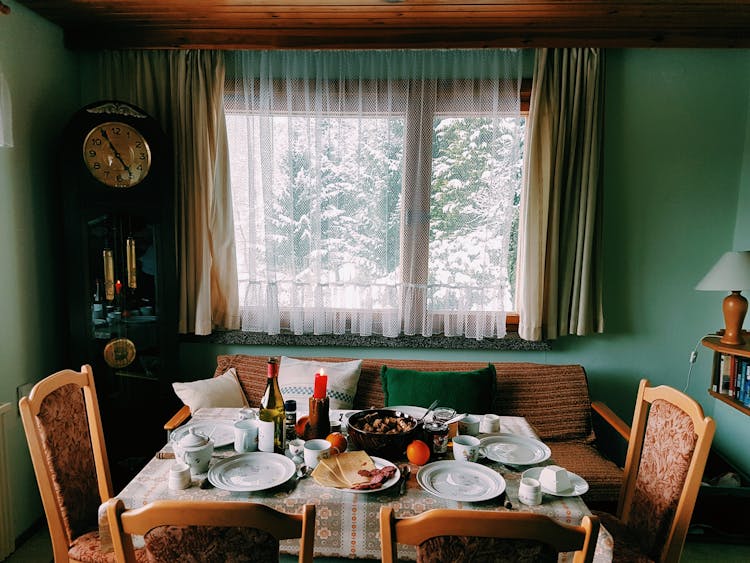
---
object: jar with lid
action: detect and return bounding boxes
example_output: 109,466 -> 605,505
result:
423,421 -> 450,458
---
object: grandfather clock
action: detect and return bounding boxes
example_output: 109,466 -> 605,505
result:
61,101 -> 179,483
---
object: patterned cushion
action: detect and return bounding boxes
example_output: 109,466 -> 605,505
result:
417,536 -> 558,563
547,441 -> 622,504
69,530 -> 149,563
36,383 -> 100,542
279,356 -> 362,410
628,399 -> 697,559
143,525 -> 280,562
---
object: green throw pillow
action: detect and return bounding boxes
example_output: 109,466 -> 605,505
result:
380,364 -> 496,414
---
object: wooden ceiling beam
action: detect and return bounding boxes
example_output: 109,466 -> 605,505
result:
14,0 -> 750,49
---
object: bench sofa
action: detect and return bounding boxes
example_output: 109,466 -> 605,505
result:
166,354 -> 628,509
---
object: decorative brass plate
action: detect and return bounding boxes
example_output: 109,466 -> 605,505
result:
103,337 -> 136,368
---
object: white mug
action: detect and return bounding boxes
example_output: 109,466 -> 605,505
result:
234,419 -> 259,453
452,434 -> 482,462
518,477 -> 542,506
303,438 -> 339,469
480,413 -> 501,434
168,462 -> 192,490
458,414 -> 481,436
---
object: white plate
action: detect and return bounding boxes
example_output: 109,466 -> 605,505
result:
479,434 -> 551,466
521,466 -> 589,497
208,452 -> 296,492
417,460 -> 506,502
339,456 -> 401,494
170,420 -> 236,448
385,405 -> 428,419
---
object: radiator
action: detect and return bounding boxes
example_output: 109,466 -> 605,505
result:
0,402 -> 13,560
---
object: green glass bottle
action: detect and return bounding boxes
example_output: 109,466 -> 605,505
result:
258,357 -> 285,453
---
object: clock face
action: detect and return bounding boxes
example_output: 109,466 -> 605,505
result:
82,121 -> 152,188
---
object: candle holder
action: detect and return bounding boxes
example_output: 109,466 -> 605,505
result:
305,396 -> 331,440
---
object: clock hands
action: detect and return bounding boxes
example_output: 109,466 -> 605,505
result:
99,127 -> 134,180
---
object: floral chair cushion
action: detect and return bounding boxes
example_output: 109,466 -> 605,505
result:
143,525 -> 280,562
417,536 -> 558,563
628,399 -> 697,559
69,530 -> 149,563
36,383 -> 100,542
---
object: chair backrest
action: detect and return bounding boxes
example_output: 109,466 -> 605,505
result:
18,365 -> 112,562
379,507 -> 599,563
106,499 -> 316,563
617,379 -> 716,562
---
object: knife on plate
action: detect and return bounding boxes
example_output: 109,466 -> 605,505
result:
399,465 -> 410,495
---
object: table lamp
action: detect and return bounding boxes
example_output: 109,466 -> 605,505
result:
696,250 -> 750,345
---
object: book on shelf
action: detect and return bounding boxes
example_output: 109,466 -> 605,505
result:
719,354 -> 732,395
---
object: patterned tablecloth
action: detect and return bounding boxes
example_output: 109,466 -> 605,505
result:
111,409 -> 613,561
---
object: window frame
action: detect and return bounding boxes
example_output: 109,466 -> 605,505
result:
224,78 -> 531,336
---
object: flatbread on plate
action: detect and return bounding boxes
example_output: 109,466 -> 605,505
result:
336,451 -> 376,487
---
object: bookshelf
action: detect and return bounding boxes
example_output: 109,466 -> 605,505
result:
701,336 -> 750,416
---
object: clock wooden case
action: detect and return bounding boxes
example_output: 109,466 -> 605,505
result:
61,101 -> 179,482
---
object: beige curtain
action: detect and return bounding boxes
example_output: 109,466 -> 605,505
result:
98,50 -> 239,335
517,48 -> 605,341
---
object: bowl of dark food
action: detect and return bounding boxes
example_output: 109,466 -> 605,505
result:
346,408 -> 421,460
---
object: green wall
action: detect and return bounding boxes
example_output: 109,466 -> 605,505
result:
181,49 -> 750,475
3,7 -> 750,541
0,0 -> 79,541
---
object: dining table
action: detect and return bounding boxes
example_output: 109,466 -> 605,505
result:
103,407 -> 614,562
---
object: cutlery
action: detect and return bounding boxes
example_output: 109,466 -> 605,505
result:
399,465 -> 410,495
417,400 -> 440,424
287,464 -> 309,491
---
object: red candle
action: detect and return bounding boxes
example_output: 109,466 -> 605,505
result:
313,369 -> 328,399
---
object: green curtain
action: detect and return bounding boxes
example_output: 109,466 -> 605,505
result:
517,48 -> 605,341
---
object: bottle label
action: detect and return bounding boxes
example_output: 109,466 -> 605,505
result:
258,419 -> 275,452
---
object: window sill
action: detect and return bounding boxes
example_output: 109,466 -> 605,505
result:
181,330 -> 549,351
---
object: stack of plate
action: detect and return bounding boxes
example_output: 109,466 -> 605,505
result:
416,461 -> 506,502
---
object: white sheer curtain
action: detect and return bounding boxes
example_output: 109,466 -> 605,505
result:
226,50 -> 523,339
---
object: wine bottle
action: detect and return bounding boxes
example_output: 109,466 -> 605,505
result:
258,357 -> 285,453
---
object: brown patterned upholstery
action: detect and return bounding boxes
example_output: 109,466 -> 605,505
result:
417,536 -> 558,563
548,441 -> 622,504
36,383 -> 100,543
216,355 -> 594,441
592,380 -> 715,563
629,399 -> 697,559
143,525 -> 279,562
69,531 -> 150,563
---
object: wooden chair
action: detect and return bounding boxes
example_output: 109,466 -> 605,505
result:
595,379 -> 715,563
18,365 -> 140,562
379,507 -> 599,563
106,499 -> 316,563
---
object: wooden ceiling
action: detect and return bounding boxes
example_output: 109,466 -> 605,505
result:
12,1 -> 750,50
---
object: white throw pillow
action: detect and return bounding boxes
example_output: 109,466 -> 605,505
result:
172,368 -> 248,412
279,356 -> 362,410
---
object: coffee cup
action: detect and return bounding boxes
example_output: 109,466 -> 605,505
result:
518,477 -> 542,506
168,462 -> 192,490
303,438 -> 339,469
452,434 -> 482,462
288,438 -> 306,464
480,413 -> 501,434
458,414 -> 481,436
234,419 -> 259,453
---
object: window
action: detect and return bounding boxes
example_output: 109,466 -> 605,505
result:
225,50 -> 526,340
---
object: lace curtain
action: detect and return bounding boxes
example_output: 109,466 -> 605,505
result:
226,50 -> 524,339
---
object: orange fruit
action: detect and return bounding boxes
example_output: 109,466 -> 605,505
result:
295,416 -> 309,438
326,432 -> 348,453
406,439 -> 431,465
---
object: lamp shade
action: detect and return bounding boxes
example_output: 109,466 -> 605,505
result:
696,251 -> 750,291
